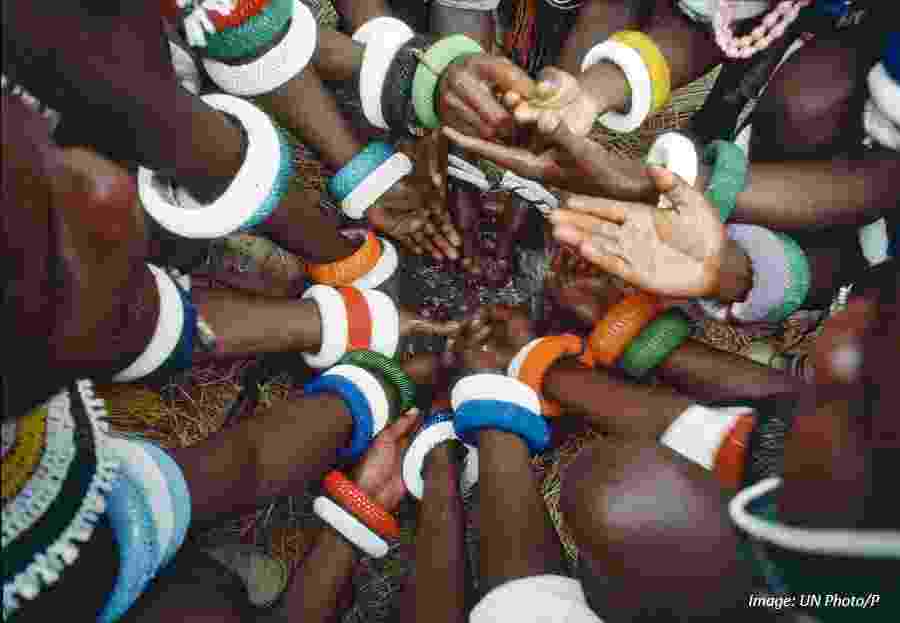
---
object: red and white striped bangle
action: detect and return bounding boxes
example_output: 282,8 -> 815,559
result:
338,287 -> 373,352
361,289 -> 400,359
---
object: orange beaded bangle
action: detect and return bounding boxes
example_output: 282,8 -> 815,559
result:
712,413 -> 755,490
337,287 -> 373,352
322,470 -> 400,540
307,232 -> 382,286
517,334 -> 585,418
588,292 -> 662,367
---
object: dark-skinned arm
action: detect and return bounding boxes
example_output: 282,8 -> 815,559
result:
557,0 -> 650,74
332,0 -> 393,33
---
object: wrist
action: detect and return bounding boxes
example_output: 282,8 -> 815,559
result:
579,61 -> 629,115
713,238 -> 753,303
422,440 -> 459,477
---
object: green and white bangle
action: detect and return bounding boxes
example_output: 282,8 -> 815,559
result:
202,0 -> 294,60
411,35 -> 485,129
204,0 -> 317,96
339,350 -> 416,413
328,142 -> 413,220
619,309 -> 691,378
140,94 -> 294,238
702,140 -> 748,223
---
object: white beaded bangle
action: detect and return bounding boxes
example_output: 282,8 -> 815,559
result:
580,41 -> 653,133
301,285 -> 349,368
353,237 -> 399,290
324,365 -> 391,436
114,265 -> 185,382
660,404 -> 753,470
313,496 -> 389,558
645,132 -> 699,186
203,0 -> 317,97
451,374 -> 542,416
361,289 -> 400,359
402,421 -> 479,500
868,62 -> 900,129
139,94 -> 281,239
354,22 -> 414,129
507,338 -> 545,378
863,98 -> 900,151
341,153 -> 414,220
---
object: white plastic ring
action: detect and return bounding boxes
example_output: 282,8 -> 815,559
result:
352,17 -> 413,45
449,167 -> 491,191
507,338 -> 545,378
353,237 -> 399,290
869,62 -> 900,129
864,98 -> 900,151
301,285 -> 349,368
645,132 -> 699,186
324,365 -> 391,436
114,265 -> 185,382
203,0 -> 318,97
360,288 -> 400,358
313,496 -> 389,558
580,41 -> 653,133
660,404 -> 752,470
402,421 -> 479,500
356,25 -> 414,129
451,374 -> 542,416
140,94 -> 281,239
341,153 -> 414,220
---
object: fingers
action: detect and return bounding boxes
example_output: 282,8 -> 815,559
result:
442,89 -> 496,139
409,227 -> 441,260
444,65 -> 513,137
442,127 -> 545,179
647,165 -> 698,208
471,55 -> 536,101
577,241 -> 638,284
381,409 -> 421,442
550,210 -> 622,241
552,194 -> 633,224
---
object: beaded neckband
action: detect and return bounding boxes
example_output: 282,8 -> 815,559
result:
714,0 -> 812,59
2,380 -> 119,620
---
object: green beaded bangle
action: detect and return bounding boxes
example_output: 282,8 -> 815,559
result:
339,350 -> 416,413
702,140 -> 748,223
619,309 -> 691,378
411,34 -> 484,129
203,0 -> 294,61
765,232 -> 810,323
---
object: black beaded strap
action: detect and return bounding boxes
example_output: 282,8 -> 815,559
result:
381,34 -> 435,138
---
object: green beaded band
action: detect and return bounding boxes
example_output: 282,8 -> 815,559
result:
339,350 -> 416,413
619,309 -> 691,378
702,140 -> 748,223
204,0 -> 294,61
766,233 -> 810,324
411,34 -> 484,129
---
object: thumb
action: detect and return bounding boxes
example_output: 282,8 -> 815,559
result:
647,165 -> 697,206
546,120 -> 601,165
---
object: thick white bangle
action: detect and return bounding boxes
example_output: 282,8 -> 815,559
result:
500,171 -> 559,213
645,132 -> 699,186
301,285 -> 349,368
449,167 -> 492,191
114,265 -> 185,382
451,374 -> 542,416
580,41 -> 653,133
353,237 -> 399,290
361,289 -> 400,358
858,217 -> 890,267
354,22 -> 414,129
323,365 -> 390,436
868,62 -> 900,129
341,153 -> 414,220
507,338 -> 545,378
139,94 -> 282,239
203,0 -> 317,96
863,97 -> 900,151
313,496 -> 389,558
660,404 -> 753,470
402,421 -> 479,500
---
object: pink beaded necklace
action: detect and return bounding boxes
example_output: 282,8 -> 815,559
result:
714,0 -> 813,59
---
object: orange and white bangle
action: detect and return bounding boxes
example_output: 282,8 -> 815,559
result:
307,231 -> 382,286
509,335 -> 587,418
588,292 -> 662,367
660,404 -> 756,490
353,237 -> 399,290
322,470 -> 400,540
338,287 -> 373,352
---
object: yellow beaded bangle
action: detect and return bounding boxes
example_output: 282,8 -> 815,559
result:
611,30 -> 671,113
1,406 -> 47,501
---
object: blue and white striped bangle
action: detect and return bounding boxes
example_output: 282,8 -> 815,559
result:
139,94 -> 295,239
327,142 -> 413,220
113,265 -> 197,383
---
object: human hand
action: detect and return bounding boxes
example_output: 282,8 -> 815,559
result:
508,67 -> 601,139
548,275 -> 627,329
446,305 -> 535,372
550,167 -> 727,298
436,54 -> 536,140
399,308 -> 463,339
352,411 -> 421,512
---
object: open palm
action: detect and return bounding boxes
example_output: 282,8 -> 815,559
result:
550,167 -> 727,298
352,412 -> 420,513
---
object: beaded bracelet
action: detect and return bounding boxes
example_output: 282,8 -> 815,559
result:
609,31 -> 671,113
313,496 -> 389,558
411,34 -> 485,129
304,374 -> 374,461
0,407 -> 46,502
511,335 -> 586,417
179,0 -> 270,31
581,39 -> 653,133
618,309 -> 691,379
588,292 -> 663,367
202,0 -> 294,60
339,350 -> 416,413
323,470 -> 400,539
353,18 -> 415,130
203,0 -> 317,96
381,35 -> 435,137
328,142 -> 414,220
702,140 -> 748,223
323,365 -> 391,437
454,400 -> 551,455
307,231 -> 382,286
402,418 -> 479,500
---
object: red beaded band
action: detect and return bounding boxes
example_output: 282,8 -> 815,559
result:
322,470 -> 400,540
337,287 -> 373,353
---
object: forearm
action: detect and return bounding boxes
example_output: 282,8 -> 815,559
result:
430,3 -> 495,50
558,0 -> 649,74
477,430 -> 565,594
314,29 -> 365,82
401,445 -> 467,623
332,0 -> 393,32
